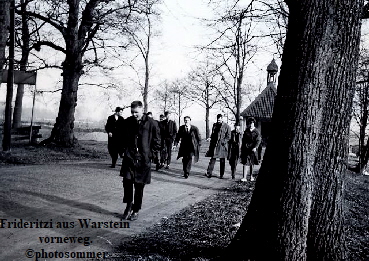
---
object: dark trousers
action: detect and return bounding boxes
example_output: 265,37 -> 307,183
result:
207,158 -> 225,176
122,178 -> 145,212
229,159 -> 238,175
161,139 -> 173,165
108,138 -> 122,166
182,155 -> 193,174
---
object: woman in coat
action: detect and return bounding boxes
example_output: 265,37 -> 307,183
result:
174,116 -> 201,178
205,114 -> 231,178
240,117 -> 261,182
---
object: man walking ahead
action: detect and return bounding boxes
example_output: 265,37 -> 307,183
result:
174,116 -> 201,178
205,114 -> 231,179
105,107 -> 124,168
160,111 -> 177,169
120,101 -> 161,221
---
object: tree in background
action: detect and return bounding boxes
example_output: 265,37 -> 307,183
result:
256,0 -> 288,57
352,48 -> 369,174
222,0 -> 364,260
0,0 -> 10,81
12,0 -> 31,128
186,60 -> 221,139
18,0 -> 138,147
168,79 -> 191,127
154,80 -> 171,113
205,1 -> 259,125
115,0 -> 162,113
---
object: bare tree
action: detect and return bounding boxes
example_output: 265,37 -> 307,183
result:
168,79 -> 191,126
352,48 -> 369,174
115,0 -> 161,113
2,0 -> 14,151
186,61 -> 221,139
12,0 -> 31,128
220,0 -> 364,260
255,0 -> 288,57
153,80 -> 171,113
205,1 -> 259,125
17,0 -> 138,147
0,0 -> 10,76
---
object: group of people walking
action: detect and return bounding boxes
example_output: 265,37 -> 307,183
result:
204,114 -> 261,182
105,101 -> 262,221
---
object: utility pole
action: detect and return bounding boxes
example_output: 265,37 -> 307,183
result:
2,0 -> 15,151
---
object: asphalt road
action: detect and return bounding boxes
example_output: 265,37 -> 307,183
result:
0,155 -> 245,261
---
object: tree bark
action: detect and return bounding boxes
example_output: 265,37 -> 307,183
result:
3,0 -> 14,152
0,0 -> 9,73
13,0 -> 30,129
224,1 -> 363,260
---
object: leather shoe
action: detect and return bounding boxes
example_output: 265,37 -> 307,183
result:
184,172 -> 189,179
129,212 -> 139,221
122,203 -> 132,220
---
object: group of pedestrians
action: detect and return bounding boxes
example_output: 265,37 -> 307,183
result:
104,101 -> 262,221
204,114 -> 262,182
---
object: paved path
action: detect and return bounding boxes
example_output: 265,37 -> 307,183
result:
0,155 -> 248,261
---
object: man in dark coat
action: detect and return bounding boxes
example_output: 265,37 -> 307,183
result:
227,123 -> 242,179
174,116 -> 201,178
120,101 -> 161,220
105,107 -> 124,168
147,112 -> 162,171
160,111 -> 177,169
205,114 -> 231,178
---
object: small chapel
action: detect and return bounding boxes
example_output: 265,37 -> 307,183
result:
240,58 -> 278,148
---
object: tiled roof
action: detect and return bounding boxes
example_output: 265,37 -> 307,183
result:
241,83 -> 277,119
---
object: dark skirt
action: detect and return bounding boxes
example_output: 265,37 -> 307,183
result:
240,151 -> 259,166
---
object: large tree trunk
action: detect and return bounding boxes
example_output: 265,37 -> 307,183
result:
13,0 -> 30,129
0,0 -> 9,73
224,1 -> 363,260
47,62 -> 81,147
0,0 -> 9,145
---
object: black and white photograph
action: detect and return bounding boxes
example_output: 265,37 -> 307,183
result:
0,0 -> 369,260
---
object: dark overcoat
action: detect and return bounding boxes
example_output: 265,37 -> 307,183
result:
240,127 -> 261,165
206,122 -> 231,158
175,125 -> 201,163
120,114 -> 161,184
105,114 -> 125,154
162,119 -> 177,142
227,129 -> 242,163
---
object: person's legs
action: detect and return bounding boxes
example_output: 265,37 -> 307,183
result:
230,162 -> 236,179
160,140 -> 167,167
122,178 -> 134,219
219,158 -> 225,178
182,155 -> 192,178
108,139 -> 118,167
249,165 -> 254,181
206,157 -> 216,177
241,164 -> 248,182
165,139 -> 173,167
132,182 -> 145,213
